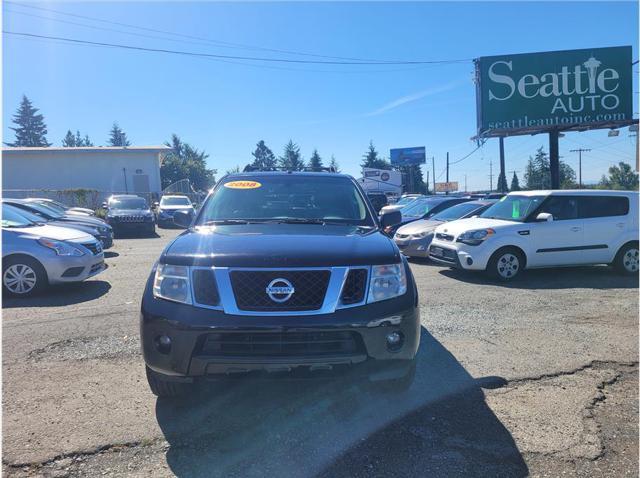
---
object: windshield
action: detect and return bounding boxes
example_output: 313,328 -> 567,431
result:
402,199 -> 442,217
396,196 -> 417,206
109,198 -> 148,210
160,196 -> 191,206
2,204 -> 38,228
480,195 -> 546,222
33,200 -> 66,214
198,176 -> 374,226
14,202 -> 62,219
431,202 -> 484,221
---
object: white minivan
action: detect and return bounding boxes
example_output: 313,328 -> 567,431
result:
428,190 -> 639,280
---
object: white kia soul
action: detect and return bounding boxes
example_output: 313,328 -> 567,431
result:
428,190 -> 639,280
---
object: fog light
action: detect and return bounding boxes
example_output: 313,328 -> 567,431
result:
155,335 -> 172,354
466,257 -> 473,266
386,331 -> 404,352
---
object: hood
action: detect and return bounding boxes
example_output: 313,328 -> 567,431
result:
8,224 -> 94,242
108,208 -> 152,216
434,217 -> 519,238
161,224 -> 400,267
396,219 -> 444,235
67,208 -> 95,216
59,215 -> 108,227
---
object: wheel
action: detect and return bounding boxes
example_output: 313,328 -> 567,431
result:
145,366 -> 192,398
614,242 -> 639,275
2,255 -> 48,297
486,247 -> 525,281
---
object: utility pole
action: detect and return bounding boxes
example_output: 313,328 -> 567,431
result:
464,174 -> 467,192
431,156 -> 436,194
569,148 -> 591,188
490,160 -> 494,191
445,152 -> 449,195
426,170 -> 430,194
499,137 -> 506,193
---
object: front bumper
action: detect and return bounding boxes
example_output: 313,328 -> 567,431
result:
45,252 -> 106,284
428,239 -> 492,271
395,236 -> 433,258
140,280 -> 420,381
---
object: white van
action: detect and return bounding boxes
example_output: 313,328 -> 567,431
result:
428,190 -> 639,280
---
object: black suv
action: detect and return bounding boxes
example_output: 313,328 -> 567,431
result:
141,171 -> 420,397
104,195 -> 156,237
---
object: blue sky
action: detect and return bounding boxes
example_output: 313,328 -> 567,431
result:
3,1 -> 638,191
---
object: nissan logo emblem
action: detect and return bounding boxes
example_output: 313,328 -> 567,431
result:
266,278 -> 295,303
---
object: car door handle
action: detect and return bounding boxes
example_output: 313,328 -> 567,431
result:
570,226 -> 582,232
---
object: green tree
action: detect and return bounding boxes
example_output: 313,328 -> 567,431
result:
7,95 -> 51,146
226,165 -> 241,175
524,147 -> 576,190
329,155 -> 340,172
399,165 -> 427,194
361,141 -> 391,170
279,140 -> 305,170
510,171 -> 521,191
309,149 -> 323,169
107,122 -> 130,146
599,162 -> 639,190
62,129 -> 93,147
250,140 -> 277,169
161,134 -> 215,190
496,171 -> 509,193
62,130 -> 76,147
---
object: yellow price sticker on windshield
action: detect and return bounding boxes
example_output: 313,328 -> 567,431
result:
224,180 -> 262,190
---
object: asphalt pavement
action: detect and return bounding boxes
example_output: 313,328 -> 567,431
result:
2,228 -> 638,477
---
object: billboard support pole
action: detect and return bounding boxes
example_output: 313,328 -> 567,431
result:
499,137 -> 506,193
432,156 -> 436,194
549,130 -> 560,189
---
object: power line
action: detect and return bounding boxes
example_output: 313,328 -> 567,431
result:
4,31 -> 472,66
4,1 -> 472,65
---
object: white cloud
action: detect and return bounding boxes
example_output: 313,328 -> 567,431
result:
365,80 -> 466,117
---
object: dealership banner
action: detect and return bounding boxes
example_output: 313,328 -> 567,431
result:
474,46 -> 633,138
435,182 -> 458,193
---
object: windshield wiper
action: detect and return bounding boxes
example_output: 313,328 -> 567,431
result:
271,218 -> 327,225
201,219 -> 252,225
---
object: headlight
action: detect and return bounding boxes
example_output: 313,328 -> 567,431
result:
368,263 -> 407,303
411,231 -> 433,239
37,238 -> 85,256
153,264 -> 191,304
98,226 -> 108,233
457,228 -> 495,246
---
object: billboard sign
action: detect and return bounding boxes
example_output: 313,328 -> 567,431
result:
390,146 -> 426,166
475,46 -> 633,138
435,182 -> 458,193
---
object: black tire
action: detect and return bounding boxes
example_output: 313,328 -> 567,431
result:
486,247 -> 525,281
369,361 -> 416,393
2,255 -> 48,297
613,242 -> 639,275
145,366 -> 192,398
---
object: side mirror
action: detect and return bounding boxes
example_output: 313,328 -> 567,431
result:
536,212 -> 553,222
173,210 -> 192,228
380,210 -> 402,229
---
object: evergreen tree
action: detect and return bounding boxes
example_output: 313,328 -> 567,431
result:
329,155 -> 340,172
598,162 -> 639,190
524,147 -> 576,190
161,134 -> 215,190
399,165 -> 427,194
278,140 -> 305,170
7,95 -> 51,146
309,149 -> 323,169
510,171 -> 521,191
62,130 -> 76,147
496,171 -> 509,193
108,122 -> 130,146
250,140 -> 277,169
361,141 -> 391,170
82,134 -> 94,147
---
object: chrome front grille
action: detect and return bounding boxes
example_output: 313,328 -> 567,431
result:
435,232 -> 455,242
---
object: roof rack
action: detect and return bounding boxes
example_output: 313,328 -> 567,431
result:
242,165 -> 338,173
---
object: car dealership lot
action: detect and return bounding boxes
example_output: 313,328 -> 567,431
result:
3,228 -> 638,477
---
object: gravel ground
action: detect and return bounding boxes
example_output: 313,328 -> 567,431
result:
2,228 -> 638,477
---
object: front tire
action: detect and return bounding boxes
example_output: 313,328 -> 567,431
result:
614,242 -> 639,275
145,366 -> 192,398
486,247 -> 525,281
2,255 -> 48,297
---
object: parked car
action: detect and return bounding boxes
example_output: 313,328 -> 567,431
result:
154,195 -> 195,228
429,190 -> 639,280
104,195 -> 156,236
3,199 -> 113,248
394,200 -> 496,258
366,191 -> 388,213
25,198 -> 95,216
141,170 -> 419,397
379,194 -> 424,215
384,196 -> 473,236
2,204 -> 105,297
